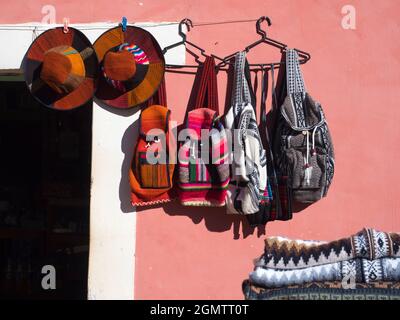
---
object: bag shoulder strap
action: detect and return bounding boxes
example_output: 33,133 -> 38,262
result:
141,77 -> 169,136
260,67 -> 269,130
264,65 -> 278,170
146,77 -> 167,107
232,51 -> 251,106
244,59 -> 257,115
194,56 -> 219,113
286,49 -> 306,95
274,51 -> 287,110
286,49 -> 308,127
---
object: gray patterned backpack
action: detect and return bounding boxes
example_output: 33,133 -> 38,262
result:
273,49 -> 334,203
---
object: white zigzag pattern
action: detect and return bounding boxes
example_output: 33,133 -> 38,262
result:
250,263 -> 342,288
262,248 -> 353,270
250,258 -> 400,288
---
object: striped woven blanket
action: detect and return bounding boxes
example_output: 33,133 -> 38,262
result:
243,280 -> 400,300
257,228 -> 400,270
250,257 -> 400,288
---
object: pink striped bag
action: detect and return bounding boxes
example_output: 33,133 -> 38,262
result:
177,56 -> 230,206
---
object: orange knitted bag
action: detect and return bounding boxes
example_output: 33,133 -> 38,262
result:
129,78 -> 176,206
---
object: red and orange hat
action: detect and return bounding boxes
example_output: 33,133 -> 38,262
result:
24,27 -> 98,110
93,26 -> 165,109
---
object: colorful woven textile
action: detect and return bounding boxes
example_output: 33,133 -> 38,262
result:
129,78 -> 176,206
93,25 -> 165,109
250,257 -> 400,288
256,228 -> 400,270
243,280 -> 400,300
178,56 -> 230,206
178,110 -> 230,206
225,51 -> 267,215
24,27 -> 98,110
244,229 -> 400,300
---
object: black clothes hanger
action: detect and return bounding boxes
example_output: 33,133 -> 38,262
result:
217,16 -> 311,71
163,18 -> 225,71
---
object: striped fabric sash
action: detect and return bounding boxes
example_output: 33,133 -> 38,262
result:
194,56 -> 219,111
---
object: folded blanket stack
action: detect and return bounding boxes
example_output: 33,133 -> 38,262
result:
243,228 -> 400,300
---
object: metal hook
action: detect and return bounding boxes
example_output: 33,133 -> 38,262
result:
121,16 -> 127,32
256,16 -> 272,39
63,17 -> 69,33
32,26 -> 39,41
178,18 -> 193,41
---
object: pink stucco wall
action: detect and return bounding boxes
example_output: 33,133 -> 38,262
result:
3,0 -> 400,299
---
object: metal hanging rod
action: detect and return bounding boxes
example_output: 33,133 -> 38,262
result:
164,16 -> 311,72
191,18 -> 259,27
165,60 -> 308,75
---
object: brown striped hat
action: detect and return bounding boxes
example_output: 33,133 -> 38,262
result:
93,25 -> 165,109
24,27 -> 98,110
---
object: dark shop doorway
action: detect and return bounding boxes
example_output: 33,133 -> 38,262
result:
0,71 -> 91,299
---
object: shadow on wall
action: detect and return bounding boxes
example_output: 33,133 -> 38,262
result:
134,199 -> 268,239
94,98 -> 140,214
120,119 -> 139,214
162,202 -> 268,240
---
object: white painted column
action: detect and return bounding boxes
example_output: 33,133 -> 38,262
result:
0,22 -> 184,300
85,23 -> 184,300
88,104 -> 140,300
